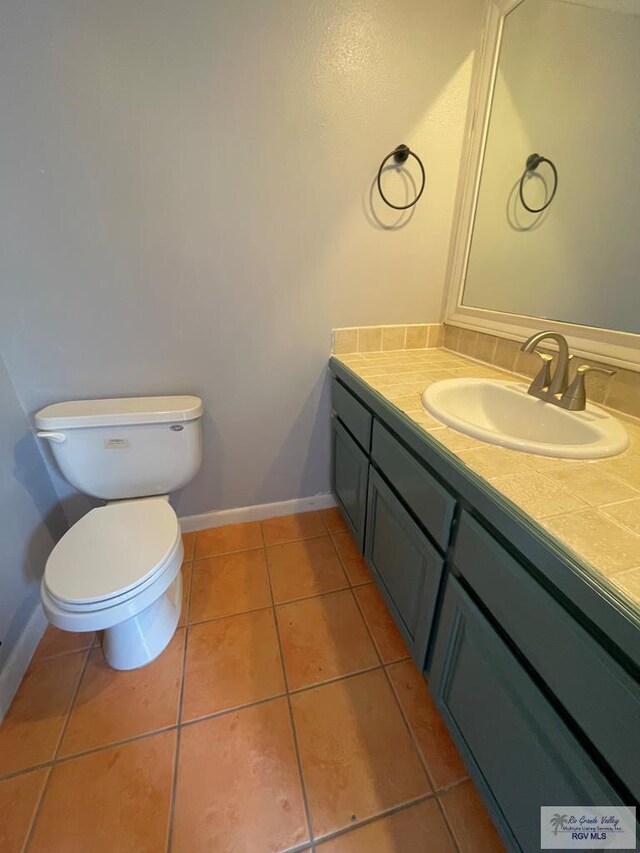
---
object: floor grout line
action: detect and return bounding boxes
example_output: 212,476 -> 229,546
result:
382,662 -> 435,788
381,658 -> 471,812
20,765 -> 52,853
348,581 -> 387,669
433,775 -> 472,797
188,601 -> 277,627
324,532 -> 387,669
51,645 -> 92,761
275,581 -> 372,611
377,661 -> 462,844
287,664 -> 382,696
166,556 -> 195,853
20,644 -> 92,852
192,543 -> 265,562
283,843 -> 315,853
272,583 -> 353,608
193,526 -> 335,563
434,792 -> 463,853
165,727 -> 182,853
281,669 -> 316,847
326,528 -> 372,589
180,689 -> 288,728
261,522 -> 316,851
263,531 -> 330,549
30,641 -> 96,665
312,792 -> 435,848
161,580 -> 373,633
1,725 -> 181,783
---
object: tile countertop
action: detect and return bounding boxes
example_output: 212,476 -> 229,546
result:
333,348 -> 640,614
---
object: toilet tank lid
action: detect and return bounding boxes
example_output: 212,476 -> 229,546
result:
35,395 -> 203,430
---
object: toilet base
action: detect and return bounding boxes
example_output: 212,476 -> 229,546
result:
102,573 -> 182,670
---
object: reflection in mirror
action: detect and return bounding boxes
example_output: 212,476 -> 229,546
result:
462,0 -> 640,335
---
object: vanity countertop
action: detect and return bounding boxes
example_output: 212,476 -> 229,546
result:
333,347 -> 640,613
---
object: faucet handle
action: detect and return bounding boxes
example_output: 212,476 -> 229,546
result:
528,352 -> 554,394
560,364 -> 616,411
576,364 -> 616,378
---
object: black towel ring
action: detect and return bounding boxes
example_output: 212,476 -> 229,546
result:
376,144 -> 426,210
518,153 -> 558,213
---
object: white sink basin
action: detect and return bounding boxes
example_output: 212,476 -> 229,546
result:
422,379 -> 629,459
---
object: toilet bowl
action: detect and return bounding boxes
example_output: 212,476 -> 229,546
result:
41,497 -> 184,670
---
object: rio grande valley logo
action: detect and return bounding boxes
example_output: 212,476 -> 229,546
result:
540,807 -> 636,849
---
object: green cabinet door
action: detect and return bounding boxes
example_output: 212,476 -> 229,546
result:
364,468 -> 445,668
331,416 -> 369,549
430,576 -> 624,852
453,512 -> 640,804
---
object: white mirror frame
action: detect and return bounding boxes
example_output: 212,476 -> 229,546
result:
444,0 -> 640,371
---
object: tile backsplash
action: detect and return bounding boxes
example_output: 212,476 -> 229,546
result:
332,324 -> 444,354
443,324 -> 640,420
330,322 -> 639,419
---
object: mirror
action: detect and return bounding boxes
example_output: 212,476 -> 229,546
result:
461,0 -> 640,336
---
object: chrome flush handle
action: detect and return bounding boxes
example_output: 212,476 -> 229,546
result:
36,431 -> 66,443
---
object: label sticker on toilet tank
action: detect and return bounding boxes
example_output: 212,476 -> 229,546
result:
104,438 -> 130,449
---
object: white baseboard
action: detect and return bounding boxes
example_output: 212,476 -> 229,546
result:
0,603 -> 47,722
179,492 -> 337,533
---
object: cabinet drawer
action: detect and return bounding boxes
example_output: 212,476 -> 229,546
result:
365,469 -> 445,667
431,576 -> 623,852
454,511 -> 640,802
331,417 -> 369,550
331,377 -> 372,452
372,421 -> 455,551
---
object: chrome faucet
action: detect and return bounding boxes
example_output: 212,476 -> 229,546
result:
520,330 -> 615,411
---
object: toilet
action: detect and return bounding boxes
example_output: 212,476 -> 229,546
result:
35,395 -> 203,670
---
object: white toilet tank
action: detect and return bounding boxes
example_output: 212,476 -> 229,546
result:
35,395 -> 203,500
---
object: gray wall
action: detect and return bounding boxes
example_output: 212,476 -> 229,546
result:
0,0 -> 485,521
0,354 -> 66,670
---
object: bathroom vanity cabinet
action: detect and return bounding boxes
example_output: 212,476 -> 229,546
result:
329,359 -> 640,853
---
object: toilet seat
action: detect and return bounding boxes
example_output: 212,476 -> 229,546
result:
48,537 -> 183,614
44,498 -> 180,610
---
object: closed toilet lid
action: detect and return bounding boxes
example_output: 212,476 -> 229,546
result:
45,499 -> 180,606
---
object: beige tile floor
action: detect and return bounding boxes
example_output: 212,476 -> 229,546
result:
0,511 -> 504,853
